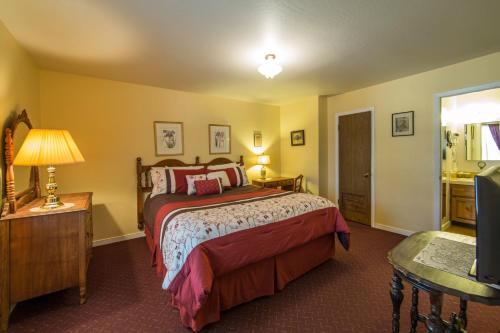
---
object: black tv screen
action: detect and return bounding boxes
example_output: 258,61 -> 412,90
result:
474,166 -> 500,286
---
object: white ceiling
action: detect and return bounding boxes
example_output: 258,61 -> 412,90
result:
1,0 -> 500,105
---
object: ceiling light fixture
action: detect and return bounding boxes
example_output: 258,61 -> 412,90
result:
258,54 -> 283,79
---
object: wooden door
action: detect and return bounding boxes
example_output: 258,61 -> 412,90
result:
339,111 -> 371,225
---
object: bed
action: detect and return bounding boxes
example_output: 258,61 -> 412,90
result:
136,156 -> 350,331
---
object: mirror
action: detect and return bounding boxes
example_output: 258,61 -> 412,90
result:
465,121 -> 500,161
3,110 -> 40,215
13,122 -> 31,193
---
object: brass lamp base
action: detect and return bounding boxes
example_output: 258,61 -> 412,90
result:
41,194 -> 64,210
261,165 -> 267,178
41,165 -> 64,210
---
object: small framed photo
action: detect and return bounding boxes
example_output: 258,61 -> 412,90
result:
290,130 -> 305,146
154,121 -> 184,156
254,130 -> 262,147
209,124 -> 231,154
392,111 -> 414,137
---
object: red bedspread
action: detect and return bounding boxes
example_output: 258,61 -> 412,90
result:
150,188 -> 349,330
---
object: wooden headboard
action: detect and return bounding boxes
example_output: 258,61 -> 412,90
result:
136,155 -> 244,230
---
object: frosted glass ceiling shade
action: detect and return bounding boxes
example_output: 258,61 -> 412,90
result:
257,54 -> 283,79
14,129 -> 84,166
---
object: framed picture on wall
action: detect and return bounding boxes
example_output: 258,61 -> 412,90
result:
209,124 -> 231,154
254,130 -> 262,147
290,130 -> 305,146
154,121 -> 184,156
392,111 -> 414,136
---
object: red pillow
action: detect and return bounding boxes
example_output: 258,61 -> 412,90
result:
172,168 -> 207,193
221,168 -> 238,187
195,178 -> 223,196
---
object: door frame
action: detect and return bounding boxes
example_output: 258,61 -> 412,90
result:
432,81 -> 500,231
335,107 -> 375,228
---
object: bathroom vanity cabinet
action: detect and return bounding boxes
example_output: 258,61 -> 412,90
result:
450,184 -> 476,225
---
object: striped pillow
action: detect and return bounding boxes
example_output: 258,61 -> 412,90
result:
235,165 -> 249,186
150,166 -> 204,197
219,166 -> 249,187
194,178 -> 223,196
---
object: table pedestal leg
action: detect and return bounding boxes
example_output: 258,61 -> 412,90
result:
390,272 -> 404,333
410,287 -> 419,333
459,299 -> 467,329
426,292 -> 445,333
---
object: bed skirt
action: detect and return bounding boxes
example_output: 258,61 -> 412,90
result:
145,227 -> 335,331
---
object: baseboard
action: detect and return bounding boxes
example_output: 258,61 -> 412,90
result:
373,223 -> 415,237
92,231 -> 145,247
441,220 -> 451,231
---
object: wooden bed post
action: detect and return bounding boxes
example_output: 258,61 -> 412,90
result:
195,156 -> 200,165
239,155 -> 244,165
136,157 -> 144,230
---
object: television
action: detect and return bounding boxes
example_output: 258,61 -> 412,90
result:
471,166 -> 500,286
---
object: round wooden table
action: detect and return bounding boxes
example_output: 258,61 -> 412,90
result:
387,231 -> 500,333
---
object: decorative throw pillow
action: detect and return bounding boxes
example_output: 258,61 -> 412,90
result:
206,162 -> 238,170
207,171 -> 231,188
221,168 -> 239,187
186,174 -> 207,195
171,169 -> 207,194
211,166 -> 249,187
194,178 -> 223,196
235,165 -> 249,186
150,167 -> 168,197
150,166 -> 204,197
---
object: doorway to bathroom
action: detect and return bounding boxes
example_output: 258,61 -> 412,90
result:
438,85 -> 500,236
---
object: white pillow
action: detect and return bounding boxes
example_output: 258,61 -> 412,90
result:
186,174 -> 207,195
206,162 -> 238,170
150,165 -> 205,197
207,171 -> 231,188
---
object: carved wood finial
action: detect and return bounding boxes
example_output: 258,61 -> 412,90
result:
195,156 -> 200,165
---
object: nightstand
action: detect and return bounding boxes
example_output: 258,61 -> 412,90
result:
0,192 -> 93,330
252,177 -> 294,191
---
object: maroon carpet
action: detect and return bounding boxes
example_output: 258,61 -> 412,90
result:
7,222 -> 500,332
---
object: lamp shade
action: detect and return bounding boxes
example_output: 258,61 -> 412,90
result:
13,129 -> 84,166
257,155 -> 271,165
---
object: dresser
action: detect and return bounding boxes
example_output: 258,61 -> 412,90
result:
0,192 -> 93,330
252,177 -> 295,191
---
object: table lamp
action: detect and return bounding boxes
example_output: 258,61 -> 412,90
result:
13,129 -> 84,210
257,154 -> 270,179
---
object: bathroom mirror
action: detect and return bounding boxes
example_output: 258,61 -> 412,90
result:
465,121 -> 500,161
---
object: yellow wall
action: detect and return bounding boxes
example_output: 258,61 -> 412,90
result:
280,96 -> 319,194
39,71 -> 281,241
325,52 -> 500,233
0,21 -> 40,196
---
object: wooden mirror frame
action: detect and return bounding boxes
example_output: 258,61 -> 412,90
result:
3,110 -> 41,215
